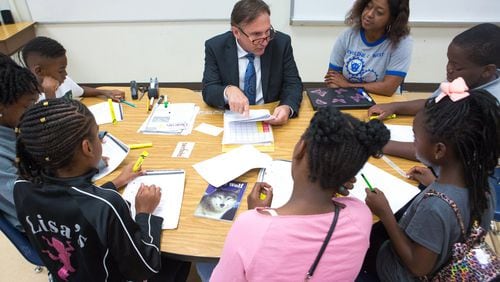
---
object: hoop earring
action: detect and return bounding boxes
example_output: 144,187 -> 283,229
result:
385,24 -> 392,32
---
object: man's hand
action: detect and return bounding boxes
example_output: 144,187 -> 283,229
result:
267,105 -> 290,125
226,86 -> 250,116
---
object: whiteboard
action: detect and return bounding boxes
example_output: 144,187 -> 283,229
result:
26,0 -> 238,23
291,0 -> 500,26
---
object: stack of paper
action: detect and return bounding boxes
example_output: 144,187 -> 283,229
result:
122,170 -> 186,229
138,103 -> 199,135
222,110 -> 275,152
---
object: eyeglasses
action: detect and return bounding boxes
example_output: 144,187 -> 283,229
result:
237,25 -> 275,45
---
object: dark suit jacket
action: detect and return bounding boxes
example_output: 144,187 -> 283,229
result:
202,31 -> 303,117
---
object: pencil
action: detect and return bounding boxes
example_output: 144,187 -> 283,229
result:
361,173 -> 374,192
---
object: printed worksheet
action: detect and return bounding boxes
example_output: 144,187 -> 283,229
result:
122,170 -> 186,229
222,110 -> 274,145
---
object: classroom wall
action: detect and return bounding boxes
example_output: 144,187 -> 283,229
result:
10,0 -> 466,85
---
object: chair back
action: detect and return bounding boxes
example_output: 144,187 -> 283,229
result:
0,212 -> 43,266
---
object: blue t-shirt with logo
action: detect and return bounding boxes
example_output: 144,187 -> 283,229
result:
329,28 -> 413,83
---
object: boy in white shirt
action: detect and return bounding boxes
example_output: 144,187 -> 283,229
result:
21,36 -> 124,101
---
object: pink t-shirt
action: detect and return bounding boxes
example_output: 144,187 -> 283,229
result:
211,197 -> 372,281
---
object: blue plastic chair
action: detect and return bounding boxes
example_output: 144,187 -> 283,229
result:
0,212 -> 44,270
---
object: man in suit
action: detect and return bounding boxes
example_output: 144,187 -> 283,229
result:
202,0 -> 303,126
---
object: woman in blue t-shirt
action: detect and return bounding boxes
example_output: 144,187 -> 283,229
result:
325,0 -> 412,96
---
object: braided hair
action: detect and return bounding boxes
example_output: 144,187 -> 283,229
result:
16,98 -> 95,183
423,90 -> 500,222
0,54 -> 39,105
20,36 -> 66,66
303,107 -> 390,190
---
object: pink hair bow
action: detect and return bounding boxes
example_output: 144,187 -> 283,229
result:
435,77 -> 470,103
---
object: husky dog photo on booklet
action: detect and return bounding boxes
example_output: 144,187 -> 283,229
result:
194,181 -> 247,221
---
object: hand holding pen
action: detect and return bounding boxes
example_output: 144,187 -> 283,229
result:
247,182 -> 273,209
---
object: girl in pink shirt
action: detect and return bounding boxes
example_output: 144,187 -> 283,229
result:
212,106 -> 390,281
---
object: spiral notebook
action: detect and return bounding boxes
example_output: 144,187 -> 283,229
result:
306,87 -> 376,110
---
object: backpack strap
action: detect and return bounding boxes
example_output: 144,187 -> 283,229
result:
424,189 -> 466,239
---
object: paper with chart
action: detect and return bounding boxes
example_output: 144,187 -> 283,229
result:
92,133 -> 129,181
193,145 -> 272,188
222,110 -> 274,145
258,160 -> 293,208
138,103 -> 199,135
122,170 -> 186,229
88,101 -> 123,125
349,162 -> 421,213
386,124 -> 414,143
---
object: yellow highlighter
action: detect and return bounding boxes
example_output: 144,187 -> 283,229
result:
369,114 -> 396,121
129,143 -> 153,149
107,99 -> 117,124
133,151 -> 149,172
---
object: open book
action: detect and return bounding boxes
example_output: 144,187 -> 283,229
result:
92,133 -> 129,181
88,101 -> 123,125
122,170 -> 186,229
259,160 -> 421,213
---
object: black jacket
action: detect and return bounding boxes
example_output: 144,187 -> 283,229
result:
14,170 -> 163,282
202,31 -> 303,117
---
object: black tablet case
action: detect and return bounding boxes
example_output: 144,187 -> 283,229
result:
306,87 -> 376,110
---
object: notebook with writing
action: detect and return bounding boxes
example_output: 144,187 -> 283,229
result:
306,87 -> 376,110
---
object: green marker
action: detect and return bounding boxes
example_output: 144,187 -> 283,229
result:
361,173 -> 374,192
119,98 -> 137,108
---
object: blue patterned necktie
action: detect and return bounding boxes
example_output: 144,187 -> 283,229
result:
244,53 -> 256,105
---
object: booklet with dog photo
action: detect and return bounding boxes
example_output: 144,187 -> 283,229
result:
194,181 -> 247,221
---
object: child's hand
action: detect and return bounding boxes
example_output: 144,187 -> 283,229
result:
135,184 -> 161,214
367,103 -> 396,120
365,188 -> 392,221
337,177 -> 357,196
103,89 -> 125,102
111,163 -> 144,188
41,76 -> 60,99
247,182 -> 273,209
407,166 -> 436,187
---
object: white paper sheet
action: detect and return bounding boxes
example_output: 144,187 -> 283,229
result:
386,124 -> 414,143
350,162 -> 421,213
88,101 -> 123,125
258,160 -> 293,208
195,123 -> 224,136
258,161 -> 420,214
92,133 -> 129,181
122,170 -> 186,229
193,145 -> 272,187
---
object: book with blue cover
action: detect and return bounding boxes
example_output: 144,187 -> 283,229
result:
194,181 -> 247,221
306,87 -> 376,110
